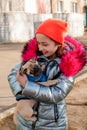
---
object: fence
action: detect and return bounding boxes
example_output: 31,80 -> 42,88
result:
0,12 -> 84,43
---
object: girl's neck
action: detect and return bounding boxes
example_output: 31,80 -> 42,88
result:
47,53 -> 57,60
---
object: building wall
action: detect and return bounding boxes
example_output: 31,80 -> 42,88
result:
0,12 -> 84,43
51,0 -> 57,13
77,0 -> 85,13
51,0 -> 85,14
0,0 -> 85,43
63,0 -> 71,13
45,0 -> 51,13
24,0 -> 37,13
0,0 -> 85,14
0,0 -> 24,12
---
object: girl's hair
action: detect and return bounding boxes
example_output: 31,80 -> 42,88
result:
56,45 -> 65,57
51,39 -> 65,57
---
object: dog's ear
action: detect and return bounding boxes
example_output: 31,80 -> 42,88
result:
20,61 -> 31,75
23,68 -> 28,74
23,61 -> 32,69
30,58 -> 37,63
19,67 -> 24,75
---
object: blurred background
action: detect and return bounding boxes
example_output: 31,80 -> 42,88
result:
0,0 -> 87,43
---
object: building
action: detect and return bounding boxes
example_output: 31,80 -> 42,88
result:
0,0 -> 86,42
0,0 -> 87,25
84,0 -> 87,26
0,0 -> 24,12
0,0 -> 85,14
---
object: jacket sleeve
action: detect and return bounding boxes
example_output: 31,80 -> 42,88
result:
22,74 -> 74,103
8,63 -> 23,96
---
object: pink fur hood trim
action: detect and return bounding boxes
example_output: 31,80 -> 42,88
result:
21,36 -> 86,77
21,38 -> 38,61
59,35 -> 86,76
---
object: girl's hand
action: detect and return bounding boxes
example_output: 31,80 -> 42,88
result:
16,70 -> 28,88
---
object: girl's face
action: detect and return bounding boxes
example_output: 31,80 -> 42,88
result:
36,34 -> 59,59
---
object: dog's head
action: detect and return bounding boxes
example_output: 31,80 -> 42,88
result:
20,58 -> 41,76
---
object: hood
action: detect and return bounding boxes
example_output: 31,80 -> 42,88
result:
59,35 -> 86,76
21,36 -> 86,77
21,37 -> 38,61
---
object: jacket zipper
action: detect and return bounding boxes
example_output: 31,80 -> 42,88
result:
54,104 -> 59,126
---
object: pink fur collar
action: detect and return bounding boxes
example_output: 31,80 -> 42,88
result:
21,36 -> 86,77
59,35 -> 86,76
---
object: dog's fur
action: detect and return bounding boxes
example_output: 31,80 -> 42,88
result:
14,58 -> 58,124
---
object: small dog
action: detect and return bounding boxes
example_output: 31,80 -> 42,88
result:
14,58 -> 58,124
20,58 -> 41,77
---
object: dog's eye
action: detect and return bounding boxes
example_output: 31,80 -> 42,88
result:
29,64 -> 33,68
24,69 -> 27,74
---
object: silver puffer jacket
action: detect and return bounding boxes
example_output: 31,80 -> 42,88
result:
8,56 -> 74,130
8,35 -> 86,130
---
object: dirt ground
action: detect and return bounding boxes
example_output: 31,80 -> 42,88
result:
67,78 -> 87,130
0,78 -> 87,130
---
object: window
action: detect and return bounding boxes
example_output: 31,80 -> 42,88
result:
0,0 -> 9,12
71,2 -> 78,13
58,0 -> 63,12
0,0 -> 24,12
84,0 -> 87,4
9,0 -> 24,11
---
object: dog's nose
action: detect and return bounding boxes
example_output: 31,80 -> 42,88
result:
34,64 -> 40,69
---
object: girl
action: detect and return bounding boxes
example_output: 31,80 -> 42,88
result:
8,18 -> 86,130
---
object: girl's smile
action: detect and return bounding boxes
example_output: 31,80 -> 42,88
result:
36,34 -> 59,59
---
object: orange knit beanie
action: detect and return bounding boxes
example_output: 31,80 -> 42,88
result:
36,18 -> 68,45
